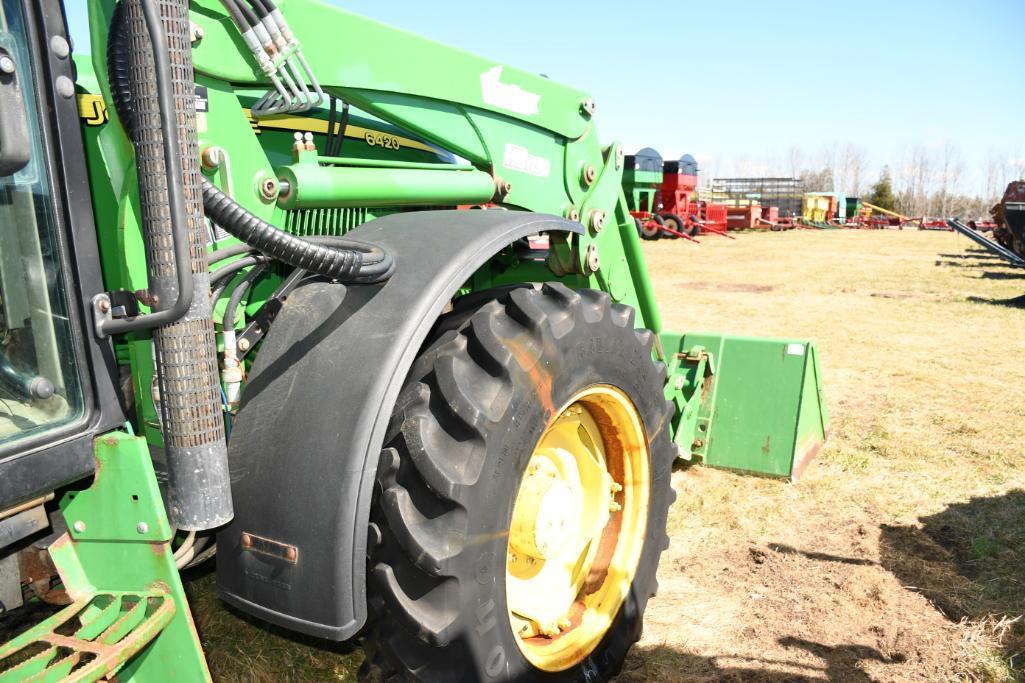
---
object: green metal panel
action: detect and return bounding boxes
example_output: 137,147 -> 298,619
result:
0,433 -> 210,681
669,333 -> 829,480
185,0 -> 593,140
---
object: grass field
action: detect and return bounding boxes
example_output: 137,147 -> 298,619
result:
187,228 -> 1025,682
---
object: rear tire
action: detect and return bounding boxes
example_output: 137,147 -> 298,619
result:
635,215 -> 663,240
366,283 -> 675,682
660,213 -> 684,239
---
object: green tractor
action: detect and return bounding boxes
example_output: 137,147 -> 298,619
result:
0,1 -> 828,680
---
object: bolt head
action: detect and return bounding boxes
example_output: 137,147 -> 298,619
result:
240,533 -> 252,549
585,244 -> 600,273
50,36 -> 71,59
259,177 -> 278,201
73,521 -> 86,533
583,165 -> 596,186
237,338 -> 251,352
97,298 -> 111,313
0,56 -> 14,75
136,522 -> 149,534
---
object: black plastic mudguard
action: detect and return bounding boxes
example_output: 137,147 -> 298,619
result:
216,210 -> 582,640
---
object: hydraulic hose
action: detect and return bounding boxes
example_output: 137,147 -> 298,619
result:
224,264 -> 266,329
202,179 -> 395,283
110,6 -> 394,286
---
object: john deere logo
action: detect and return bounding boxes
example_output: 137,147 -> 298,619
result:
78,94 -> 108,127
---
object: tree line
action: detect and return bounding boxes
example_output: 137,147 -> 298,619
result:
702,144 -> 1025,220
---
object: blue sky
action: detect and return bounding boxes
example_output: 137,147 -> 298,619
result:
66,0 -> 1024,195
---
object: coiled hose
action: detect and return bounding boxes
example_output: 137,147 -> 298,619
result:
201,180 -> 394,283
108,6 -> 394,285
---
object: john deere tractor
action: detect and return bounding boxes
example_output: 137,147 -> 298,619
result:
0,1 -> 827,680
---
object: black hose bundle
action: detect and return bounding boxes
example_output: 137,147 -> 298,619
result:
109,5 -> 394,286
201,180 -> 394,283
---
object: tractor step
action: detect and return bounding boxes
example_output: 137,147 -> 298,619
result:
0,433 -> 209,683
0,590 -> 174,683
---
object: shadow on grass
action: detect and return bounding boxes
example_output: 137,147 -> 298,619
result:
620,638 -> 902,682
966,294 -> 1025,309
937,252 -> 1003,261
767,543 -> 875,566
979,270 -> 1025,280
879,490 -> 1025,674
182,566 -> 364,682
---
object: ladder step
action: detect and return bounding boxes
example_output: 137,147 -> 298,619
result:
0,591 -> 174,683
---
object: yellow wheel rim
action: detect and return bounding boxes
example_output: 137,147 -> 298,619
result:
506,384 -> 650,672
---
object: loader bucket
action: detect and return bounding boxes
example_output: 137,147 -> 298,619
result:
668,333 -> 829,481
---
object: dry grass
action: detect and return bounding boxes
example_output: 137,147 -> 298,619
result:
186,228 -> 1025,681
626,229 -> 1025,681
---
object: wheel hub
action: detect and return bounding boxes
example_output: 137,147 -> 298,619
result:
506,385 -> 650,672
509,458 -> 581,560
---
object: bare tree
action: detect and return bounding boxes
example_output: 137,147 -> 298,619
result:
785,145 -> 804,179
838,143 -> 868,196
898,144 -> 932,216
818,142 -> 839,191
936,141 -> 964,216
1010,148 -> 1025,180
984,150 -> 1008,201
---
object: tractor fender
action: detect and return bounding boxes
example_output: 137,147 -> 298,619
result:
216,210 -> 583,640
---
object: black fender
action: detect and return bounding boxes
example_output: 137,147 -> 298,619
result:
216,210 -> 583,640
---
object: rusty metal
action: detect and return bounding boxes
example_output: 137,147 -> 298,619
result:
239,531 -> 300,565
19,547 -> 70,605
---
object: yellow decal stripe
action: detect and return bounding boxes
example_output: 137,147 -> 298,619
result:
243,109 -> 435,153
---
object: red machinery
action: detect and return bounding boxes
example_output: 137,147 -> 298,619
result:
727,205 -> 762,230
919,217 -> 952,231
968,219 -> 997,231
657,154 -> 731,238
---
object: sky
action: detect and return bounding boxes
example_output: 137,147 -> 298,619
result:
66,0 -> 1025,195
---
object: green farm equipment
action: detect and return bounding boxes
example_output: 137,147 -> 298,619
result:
622,147 -> 672,240
0,1 -> 828,680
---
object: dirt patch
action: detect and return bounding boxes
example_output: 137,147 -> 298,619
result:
620,501 -> 978,681
680,281 -> 776,293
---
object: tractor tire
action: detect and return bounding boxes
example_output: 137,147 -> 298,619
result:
660,213 -> 685,239
635,215 -> 662,240
366,283 -> 675,682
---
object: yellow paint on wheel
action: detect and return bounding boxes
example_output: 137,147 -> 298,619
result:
507,385 -> 650,672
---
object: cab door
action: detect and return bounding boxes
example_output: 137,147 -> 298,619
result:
0,0 -> 123,510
